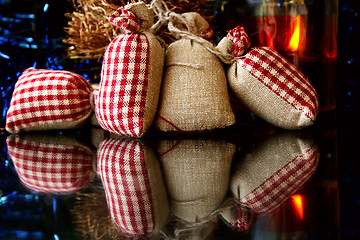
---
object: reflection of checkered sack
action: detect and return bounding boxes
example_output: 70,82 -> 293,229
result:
220,203 -> 255,233
157,139 -> 235,222
155,13 -> 235,132
97,137 -> 168,236
7,134 -> 94,193
230,132 -> 319,214
6,68 -> 93,133
95,2 -> 164,137
217,26 -> 319,130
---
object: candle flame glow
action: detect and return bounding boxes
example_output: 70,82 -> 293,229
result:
288,16 -> 301,52
291,194 -> 304,220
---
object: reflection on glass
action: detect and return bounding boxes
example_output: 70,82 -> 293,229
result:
157,139 -> 236,239
221,131 -> 319,233
7,134 -> 95,193
97,137 -> 169,239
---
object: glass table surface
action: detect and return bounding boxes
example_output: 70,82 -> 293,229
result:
1,115 -> 354,240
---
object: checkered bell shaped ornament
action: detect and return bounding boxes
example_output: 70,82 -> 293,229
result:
97,137 -> 169,237
95,2 -> 164,137
5,68 -> 94,133
217,26 -> 319,130
229,132 -> 320,214
7,134 -> 95,193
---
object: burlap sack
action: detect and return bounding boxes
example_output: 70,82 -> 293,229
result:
95,2 -> 164,137
217,26 -> 319,130
97,137 -> 169,237
6,68 -> 94,133
155,12 -> 235,132
229,131 -> 319,214
157,138 -> 235,223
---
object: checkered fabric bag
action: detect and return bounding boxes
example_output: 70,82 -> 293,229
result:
229,132 -> 319,214
5,68 -> 93,133
154,12 -> 235,132
217,26 -> 319,130
95,2 -> 164,137
7,134 -> 94,193
220,203 -> 255,233
157,139 -> 235,222
97,137 -> 168,236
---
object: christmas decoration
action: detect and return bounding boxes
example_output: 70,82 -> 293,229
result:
6,133 -> 95,193
5,68 -> 94,133
154,11 -> 235,132
217,26 -> 320,130
97,137 -> 169,237
63,0 -> 215,59
221,131 -> 319,231
157,138 -> 235,222
95,2 -> 165,138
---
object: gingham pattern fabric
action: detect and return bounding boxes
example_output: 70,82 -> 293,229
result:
109,7 -> 141,32
7,136 -> 94,193
238,47 -> 319,121
233,204 -> 254,232
226,26 -> 251,57
97,138 -> 155,235
241,146 -> 319,214
96,10 -> 150,137
201,26 -> 214,40
6,68 -> 92,133
226,27 -> 319,122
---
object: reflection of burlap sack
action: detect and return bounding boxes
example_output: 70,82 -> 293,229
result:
7,133 -> 95,193
155,12 -> 235,132
157,139 -> 235,222
219,132 -> 319,233
97,137 -> 169,238
230,131 -> 319,214
96,2 -> 164,137
217,26 -> 319,130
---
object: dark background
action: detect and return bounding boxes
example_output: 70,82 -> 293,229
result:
1,0 -> 360,239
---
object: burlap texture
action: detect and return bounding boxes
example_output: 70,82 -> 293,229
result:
155,39 -> 235,132
217,35 -> 318,130
141,31 -> 165,136
229,131 -> 319,213
227,62 -> 313,129
157,139 -> 235,222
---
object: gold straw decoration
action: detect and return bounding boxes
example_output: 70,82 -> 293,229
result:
63,0 -> 214,60
71,187 -> 126,240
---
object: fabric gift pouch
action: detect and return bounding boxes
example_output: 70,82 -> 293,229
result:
95,2 -> 164,138
7,133 -> 95,193
229,131 -> 319,214
220,131 -> 319,232
217,26 -> 319,130
157,138 -> 235,223
6,67 -> 93,133
97,137 -> 169,237
154,12 -> 235,132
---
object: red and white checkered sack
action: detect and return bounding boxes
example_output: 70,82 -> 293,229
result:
97,137 -> 168,236
220,202 -> 255,233
7,134 -> 94,193
217,26 -> 319,130
6,67 -> 93,133
95,2 -> 164,137
229,132 -> 319,214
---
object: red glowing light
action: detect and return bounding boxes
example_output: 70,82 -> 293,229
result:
288,16 -> 302,52
291,194 -> 304,220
